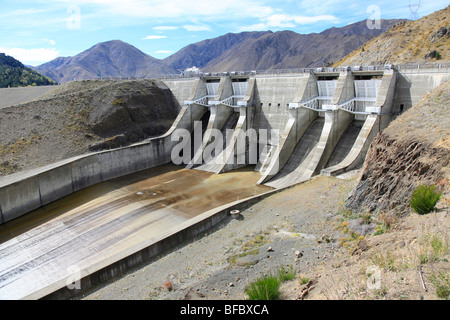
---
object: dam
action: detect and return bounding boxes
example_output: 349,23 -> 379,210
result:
0,63 -> 448,299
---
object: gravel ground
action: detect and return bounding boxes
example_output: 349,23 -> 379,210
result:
79,173 -> 360,300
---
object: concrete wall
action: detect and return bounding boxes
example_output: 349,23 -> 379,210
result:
188,105 -> 234,168
162,78 -> 200,105
392,72 -> 450,114
0,98 -> 207,224
333,72 -> 355,105
0,140 -> 169,223
252,74 -> 312,173
2,70 -> 448,223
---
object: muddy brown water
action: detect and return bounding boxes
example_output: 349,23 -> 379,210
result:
0,164 -> 271,299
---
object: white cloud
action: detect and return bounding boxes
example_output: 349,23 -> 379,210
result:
43,39 -> 56,46
156,50 -> 173,54
153,26 -> 179,31
58,0 -> 274,20
0,47 -> 60,65
142,35 -> 167,40
239,13 -> 339,31
183,25 -> 211,32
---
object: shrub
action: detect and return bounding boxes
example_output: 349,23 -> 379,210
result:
430,272 -> 450,299
410,184 -> 441,215
112,98 -> 126,106
245,274 -> 280,300
277,265 -> 296,282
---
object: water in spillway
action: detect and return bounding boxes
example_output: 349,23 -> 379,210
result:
0,164 -> 271,299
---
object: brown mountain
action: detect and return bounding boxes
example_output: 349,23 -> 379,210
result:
336,6 -> 450,66
197,19 -> 405,71
35,19 -> 406,83
162,31 -> 272,71
35,40 -> 176,83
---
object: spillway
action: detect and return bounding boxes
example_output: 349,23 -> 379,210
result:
325,120 -> 364,168
0,164 -> 270,300
265,117 -> 325,189
1,64 -> 448,300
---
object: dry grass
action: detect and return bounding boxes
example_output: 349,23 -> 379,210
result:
336,6 -> 450,66
292,208 -> 449,300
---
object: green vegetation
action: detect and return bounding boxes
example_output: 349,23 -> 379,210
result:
418,232 -> 449,264
298,275 -> 310,285
245,265 -> 297,300
112,98 -> 126,106
277,265 -> 296,282
0,53 -> 57,88
410,184 -> 442,215
245,274 -> 281,300
430,272 -> 450,299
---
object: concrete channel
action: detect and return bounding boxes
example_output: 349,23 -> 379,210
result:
0,164 -> 272,299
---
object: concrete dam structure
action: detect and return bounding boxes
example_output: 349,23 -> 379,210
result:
0,64 -> 448,299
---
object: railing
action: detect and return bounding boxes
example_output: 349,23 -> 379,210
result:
60,63 -> 450,84
396,62 -> 449,74
335,97 -> 378,114
209,95 -> 246,107
184,95 -> 216,106
288,96 -> 333,111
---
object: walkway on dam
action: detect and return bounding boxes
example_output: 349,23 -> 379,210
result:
0,164 -> 270,300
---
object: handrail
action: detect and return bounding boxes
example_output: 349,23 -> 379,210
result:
60,62 -> 450,84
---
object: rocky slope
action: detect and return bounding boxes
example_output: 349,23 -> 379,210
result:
336,6 -> 450,66
345,80 -> 449,215
0,79 -> 180,177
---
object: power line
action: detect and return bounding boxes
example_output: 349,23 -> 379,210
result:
408,0 -> 421,20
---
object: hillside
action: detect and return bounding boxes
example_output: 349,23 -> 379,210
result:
201,19 -> 404,71
35,19 -> 404,83
34,40 -> 177,84
163,31 -> 271,71
345,80 -> 449,215
336,6 -> 450,66
0,79 -> 180,176
0,53 -> 57,88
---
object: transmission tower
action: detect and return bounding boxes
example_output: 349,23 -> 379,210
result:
408,0 -> 421,20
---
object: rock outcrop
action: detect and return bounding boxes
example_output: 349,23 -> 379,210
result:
345,81 -> 449,215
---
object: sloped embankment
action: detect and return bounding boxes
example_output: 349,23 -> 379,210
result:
345,80 -> 449,215
0,79 -> 180,177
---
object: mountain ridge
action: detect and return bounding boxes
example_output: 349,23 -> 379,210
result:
0,53 -> 57,88
34,18 -> 406,83
35,40 -> 176,84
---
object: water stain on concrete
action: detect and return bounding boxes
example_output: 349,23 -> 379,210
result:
0,164 -> 271,299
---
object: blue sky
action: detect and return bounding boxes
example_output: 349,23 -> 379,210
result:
0,0 -> 447,66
